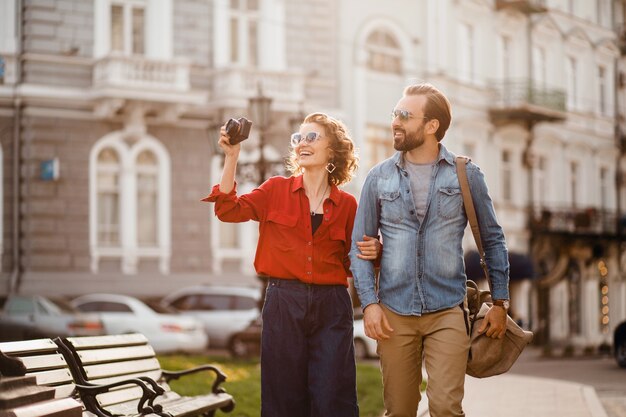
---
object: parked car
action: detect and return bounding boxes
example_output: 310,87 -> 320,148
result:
71,293 -> 207,353
227,308 -> 378,359
228,316 -> 262,358
615,320 -> 626,368
0,295 -> 104,342
161,285 -> 261,350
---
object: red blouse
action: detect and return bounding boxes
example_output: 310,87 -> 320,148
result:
202,175 -> 356,286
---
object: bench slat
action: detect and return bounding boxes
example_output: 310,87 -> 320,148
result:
20,354 -> 68,372
2,397 -> 83,417
154,393 -> 234,417
83,358 -> 161,380
0,339 -> 58,355
52,384 -> 76,399
76,346 -> 156,365
96,387 -> 143,407
89,370 -> 163,389
29,369 -> 74,386
66,334 -> 148,349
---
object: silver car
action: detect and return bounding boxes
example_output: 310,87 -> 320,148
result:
161,286 -> 261,350
71,293 -> 208,353
0,295 -> 105,341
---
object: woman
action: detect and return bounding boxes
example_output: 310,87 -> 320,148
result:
203,112 -> 379,417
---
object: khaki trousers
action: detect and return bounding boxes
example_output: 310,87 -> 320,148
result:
378,304 -> 470,417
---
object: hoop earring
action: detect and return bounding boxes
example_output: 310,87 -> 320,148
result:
326,161 -> 336,174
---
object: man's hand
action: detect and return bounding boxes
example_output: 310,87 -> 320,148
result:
477,305 -> 507,339
363,304 -> 394,341
356,235 -> 381,260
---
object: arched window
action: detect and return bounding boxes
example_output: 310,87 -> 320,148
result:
96,148 -> 121,247
90,133 -> 171,274
365,30 -> 402,74
136,150 -> 158,247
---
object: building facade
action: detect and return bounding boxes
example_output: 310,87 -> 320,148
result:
1,0 -> 625,351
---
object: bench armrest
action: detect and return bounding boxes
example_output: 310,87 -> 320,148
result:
162,365 -> 227,394
75,378 -> 164,417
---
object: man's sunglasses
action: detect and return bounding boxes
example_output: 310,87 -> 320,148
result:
391,109 -> 429,122
291,132 -> 322,147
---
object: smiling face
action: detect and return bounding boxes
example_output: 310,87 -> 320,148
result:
391,94 -> 430,152
294,122 -> 332,170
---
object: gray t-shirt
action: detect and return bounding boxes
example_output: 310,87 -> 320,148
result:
404,160 -> 435,224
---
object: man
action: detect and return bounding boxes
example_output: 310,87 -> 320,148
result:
349,83 -> 510,417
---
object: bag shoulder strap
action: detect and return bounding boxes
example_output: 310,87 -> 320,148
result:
455,156 -> 491,290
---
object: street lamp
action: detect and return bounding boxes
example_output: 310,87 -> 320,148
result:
248,85 -> 273,183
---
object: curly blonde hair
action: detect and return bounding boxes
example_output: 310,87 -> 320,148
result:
286,112 -> 359,186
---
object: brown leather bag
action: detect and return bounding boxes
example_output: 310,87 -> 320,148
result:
456,156 -> 533,378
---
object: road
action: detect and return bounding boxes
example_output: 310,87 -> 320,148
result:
509,347 -> 626,417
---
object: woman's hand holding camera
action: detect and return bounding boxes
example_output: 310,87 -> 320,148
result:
218,125 -> 241,159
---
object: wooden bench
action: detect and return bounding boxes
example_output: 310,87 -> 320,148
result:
0,339 -> 159,417
55,334 -> 234,417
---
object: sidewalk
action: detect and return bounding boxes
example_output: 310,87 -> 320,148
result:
414,373 -> 609,417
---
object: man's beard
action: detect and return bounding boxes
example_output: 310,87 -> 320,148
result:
393,124 -> 425,152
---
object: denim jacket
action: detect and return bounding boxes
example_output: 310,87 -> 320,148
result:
349,144 -> 509,316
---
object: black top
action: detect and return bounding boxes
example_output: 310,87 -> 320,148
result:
311,213 -> 323,235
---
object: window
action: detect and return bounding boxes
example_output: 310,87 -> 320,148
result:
198,294 -> 232,311
498,35 -> 511,80
535,156 -> 547,206
219,222 -> 240,249
533,47 -> 547,89
96,148 -> 121,247
566,57 -> 578,110
233,296 -> 257,310
570,161 -> 579,207
77,301 -> 133,313
600,167 -> 608,209
596,0 -> 610,27
6,297 -> 36,315
366,125 -> 394,171
501,150 -> 512,203
459,23 -> 475,83
229,0 -> 260,66
567,262 -> 581,336
90,133 -> 171,274
365,30 -> 402,74
598,66 -> 607,115
110,1 -> 145,55
136,150 -> 158,247
0,56 -> 5,84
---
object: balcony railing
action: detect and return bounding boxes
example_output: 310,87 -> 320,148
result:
210,67 -> 305,105
489,79 -> 566,123
93,55 -> 190,92
530,207 -> 621,237
495,0 -> 547,14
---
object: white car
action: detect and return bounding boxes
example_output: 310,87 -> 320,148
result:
161,285 -> 261,350
353,310 -> 378,360
71,294 -> 207,353
0,295 -> 105,340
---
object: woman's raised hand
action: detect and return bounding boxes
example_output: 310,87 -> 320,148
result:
218,125 -> 241,158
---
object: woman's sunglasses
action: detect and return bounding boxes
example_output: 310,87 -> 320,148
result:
290,132 -> 322,147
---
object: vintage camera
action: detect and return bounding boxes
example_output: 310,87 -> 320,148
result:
225,117 -> 252,145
